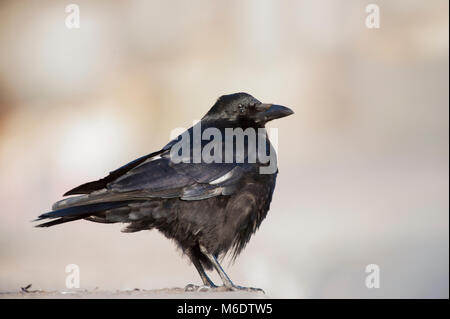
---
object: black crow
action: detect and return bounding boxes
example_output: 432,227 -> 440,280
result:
35,92 -> 293,291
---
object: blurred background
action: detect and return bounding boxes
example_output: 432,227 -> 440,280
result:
0,0 -> 448,298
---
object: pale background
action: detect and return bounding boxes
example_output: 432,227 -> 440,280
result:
0,0 -> 448,298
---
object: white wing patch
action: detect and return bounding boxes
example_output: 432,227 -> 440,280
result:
209,170 -> 235,185
147,155 -> 162,162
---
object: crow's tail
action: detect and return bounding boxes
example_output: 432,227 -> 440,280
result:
34,201 -> 136,227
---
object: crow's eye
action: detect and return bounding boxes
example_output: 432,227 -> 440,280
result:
238,104 -> 247,114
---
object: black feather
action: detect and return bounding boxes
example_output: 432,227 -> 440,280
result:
35,200 -> 137,227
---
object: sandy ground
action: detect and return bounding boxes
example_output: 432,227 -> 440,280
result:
0,285 -> 267,299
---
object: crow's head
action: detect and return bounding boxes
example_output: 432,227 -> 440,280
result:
203,92 -> 293,126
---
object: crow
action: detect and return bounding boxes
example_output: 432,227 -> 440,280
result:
35,92 -> 293,292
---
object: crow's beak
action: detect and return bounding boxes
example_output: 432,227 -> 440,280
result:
254,103 -> 294,123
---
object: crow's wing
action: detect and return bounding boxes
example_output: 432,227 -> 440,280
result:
45,156 -> 252,225
107,155 -> 249,200
64,122 -> 269,197
58,123 -> 262,209
54,151 -> 252,210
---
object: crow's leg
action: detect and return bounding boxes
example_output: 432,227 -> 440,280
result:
200,245 -> 264,293
186,250 -> 217,289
